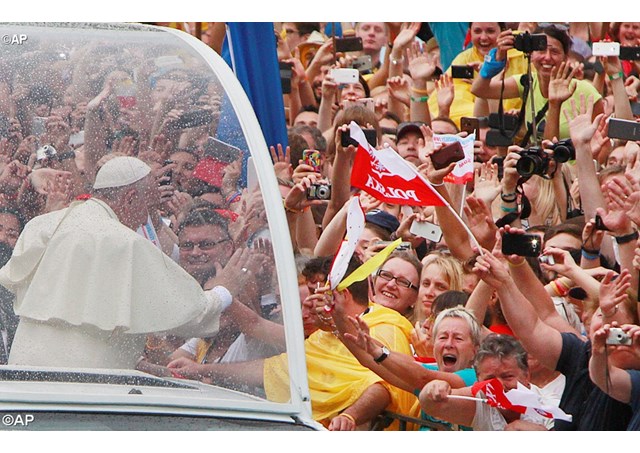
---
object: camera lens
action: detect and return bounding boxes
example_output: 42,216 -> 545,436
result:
317,186 -> 330,199
516,155 -> 540,177
553,145 -> 571,163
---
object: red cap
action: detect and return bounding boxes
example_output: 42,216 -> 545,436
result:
192,156 -> 227,188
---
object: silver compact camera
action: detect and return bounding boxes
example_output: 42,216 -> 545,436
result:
36,144 -> 57,161
306,183 -> 331,201
606,327 -> 632,346
538,255 -> 555,266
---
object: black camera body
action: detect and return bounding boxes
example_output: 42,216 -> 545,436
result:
516,146 -> 549,177
517,140 -> 574,177
513,32 -> 547,53
550,139 -> 575,163
307,183 -> 332,200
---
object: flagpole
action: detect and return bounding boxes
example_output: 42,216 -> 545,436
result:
459,184 -> 466,217
448,395 -> 487,402
413,170 -> 484,256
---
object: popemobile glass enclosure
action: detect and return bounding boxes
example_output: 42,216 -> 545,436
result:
0,22 -> 318,430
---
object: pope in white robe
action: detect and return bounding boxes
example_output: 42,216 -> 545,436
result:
0,157 -> 229,369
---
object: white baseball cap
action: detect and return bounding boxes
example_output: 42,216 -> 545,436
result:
93,156 -> 151,190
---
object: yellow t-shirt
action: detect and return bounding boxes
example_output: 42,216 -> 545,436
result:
263,303 -> 417,427
428,46 -> 528,128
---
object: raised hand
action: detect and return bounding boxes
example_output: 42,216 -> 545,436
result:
548,61 -> 579,105
407,40 -> 437,82
472,162 -> 501,206
564,93 -> 603,147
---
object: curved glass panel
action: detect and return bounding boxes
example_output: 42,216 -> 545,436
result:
0,23 -> 308,427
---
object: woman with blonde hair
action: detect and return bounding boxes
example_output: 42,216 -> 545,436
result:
414,252 -> 465,324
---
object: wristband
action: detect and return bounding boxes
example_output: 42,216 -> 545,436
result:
479,47 -> 506,79
581,248 -> 599,260
614,230 -> 639,244
500,205 -> 518,213
411,86 -> 429,95
608,71 -> 624,81
410,95 -> 429,103
500,191 -> 518,202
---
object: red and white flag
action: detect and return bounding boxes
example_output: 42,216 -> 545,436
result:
471,378 -> 572,422
433,133 -> 475,185
349,122 -> 446,207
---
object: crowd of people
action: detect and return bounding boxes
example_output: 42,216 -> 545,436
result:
2,21 -> 640,432
259,21 -> 640,431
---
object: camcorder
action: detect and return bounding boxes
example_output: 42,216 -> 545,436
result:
516,140 -> 574,177
513,32 -> 547,53
307,183 -> 332,200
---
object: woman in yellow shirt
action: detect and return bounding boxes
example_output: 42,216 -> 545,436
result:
428,22 -> 528,128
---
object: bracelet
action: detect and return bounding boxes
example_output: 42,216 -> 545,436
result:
608,71 -> 624,81
411,86 -> 429,95
391,55 -> 404,65
225,190 -> 242,205
500,191 -> 518,202
614,230 -> 639,244
428,180 -> 444,187
581,249 -> 599,260
508,259 -> 527,268
339,413 -> 357,424
602,305 -> 619,317
500,205 -> 518,213
410,95 -> 429,103
581,246 -> 600,255
283,199 -> 307,214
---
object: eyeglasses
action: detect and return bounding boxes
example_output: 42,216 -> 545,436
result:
376,269 -> 418,291
179,238 -> 230,251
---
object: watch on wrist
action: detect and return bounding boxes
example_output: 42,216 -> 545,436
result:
374,346 -> 390,363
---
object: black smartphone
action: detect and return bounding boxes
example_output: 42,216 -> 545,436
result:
488,112 -> 519,131
160,159 -> 173,186
335,36 -> 363,53
502,232 -> 542,257
491,156 -> 505,180
341,128 -> 377,148
451,65 -> 474,79
203,137 -> 243,164
619,46 -> 640,61
607,118 -> 640,141
279,61 -> 293,94
171,110 -> 214,130
431,141 -> 465,170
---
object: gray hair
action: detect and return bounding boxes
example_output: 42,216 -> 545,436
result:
473,334 -> 528,373
432,306 -> 481,347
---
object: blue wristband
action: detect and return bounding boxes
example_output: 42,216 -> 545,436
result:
581,249 -> 599,261
479,47 -> 506,79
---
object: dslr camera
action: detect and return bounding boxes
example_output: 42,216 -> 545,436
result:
516,140 -> 575,177
307,183 -> 332,200
513,32 -> 547,53
606,327 -> 632,346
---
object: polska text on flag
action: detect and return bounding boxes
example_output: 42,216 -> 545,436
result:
348,122 -> 446,207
